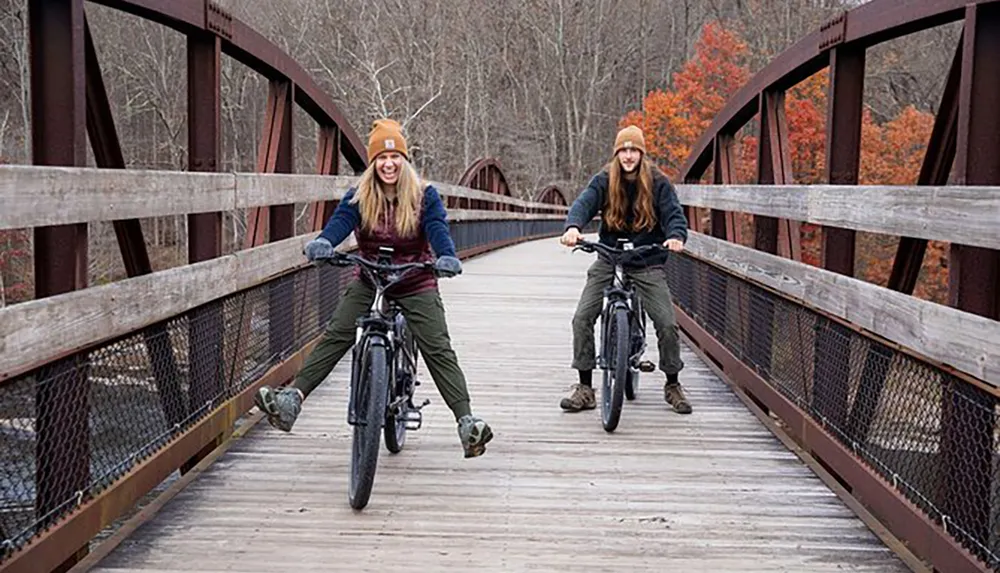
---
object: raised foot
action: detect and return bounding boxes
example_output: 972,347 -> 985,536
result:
254,386 -> 303,431
457,415 -> 493,458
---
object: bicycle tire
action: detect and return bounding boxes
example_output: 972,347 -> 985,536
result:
601,307 -> 629,432
385,325 -> 416,453
625,371 -> 638,401
349,341 -> 388,510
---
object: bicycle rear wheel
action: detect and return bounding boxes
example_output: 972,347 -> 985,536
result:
349,341 -> 388,510
385,336 -> 417,454
601,307 -> 629,432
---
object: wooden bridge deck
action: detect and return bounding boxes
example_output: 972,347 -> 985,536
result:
86,237 -> 909,572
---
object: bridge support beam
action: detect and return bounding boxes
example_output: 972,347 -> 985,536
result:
939,2 -> 1000,554
260,80 -> 296,361
28,2 -> 92,571
183,30 -> 224,474
310,125 -> 343,331
812,45 -> 865,439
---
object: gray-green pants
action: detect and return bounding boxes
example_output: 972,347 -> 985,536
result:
572,258 -> 684,375
293,279 -> 472,420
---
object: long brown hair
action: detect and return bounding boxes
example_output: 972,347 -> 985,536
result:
350,157 -> 423,237
604,154 -> 657,232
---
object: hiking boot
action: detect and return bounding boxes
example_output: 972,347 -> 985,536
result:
560,383 -> 596,412
255,385 -> 303,431
457,414 -> 493,458
664,382 -> 692,414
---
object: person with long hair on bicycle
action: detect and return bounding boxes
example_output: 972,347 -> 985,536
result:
254,118 -> 493,458
559,125 -> 693,415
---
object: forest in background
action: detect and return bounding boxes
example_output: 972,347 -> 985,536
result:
0,0 -> 961,305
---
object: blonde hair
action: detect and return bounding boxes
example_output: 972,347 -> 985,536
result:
351,158 -> 424,237
604,155 -> 657,232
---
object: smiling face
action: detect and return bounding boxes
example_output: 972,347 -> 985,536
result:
617,147 -> 642,173
375,151 -> 404,186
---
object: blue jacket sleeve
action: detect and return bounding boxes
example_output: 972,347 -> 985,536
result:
657,178 -> 688,242
565,172 -> 606,230
421,186 -> 457,258
318,189 -> 361,246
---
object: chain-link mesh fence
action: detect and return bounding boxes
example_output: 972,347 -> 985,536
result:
665,252 -> 1000,570
0,218 -> 563,562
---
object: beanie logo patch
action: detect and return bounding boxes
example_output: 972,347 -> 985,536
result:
385,139 -> 396,149
623,141 -> 633,149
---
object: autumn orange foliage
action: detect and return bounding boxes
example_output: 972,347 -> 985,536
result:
622,22 -> 947,303
621,22 -> 749,179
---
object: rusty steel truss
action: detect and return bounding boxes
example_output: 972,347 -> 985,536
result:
678,1 -> 1000,571
4,2 -> 567,572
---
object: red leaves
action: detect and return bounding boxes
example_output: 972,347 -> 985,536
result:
622,22 -> 748,179
622,21 -> 945,300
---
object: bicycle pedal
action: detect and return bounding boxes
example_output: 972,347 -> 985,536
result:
404,409 -> 423,430
637,360 -> 656,373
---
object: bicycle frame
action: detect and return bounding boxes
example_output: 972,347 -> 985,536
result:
579,239 -> 655,373
322,247 -> 432,428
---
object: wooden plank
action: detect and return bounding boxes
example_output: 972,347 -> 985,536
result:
447,209 -> 564,222
0,232 -> 316,381
234,173 -> 352,209
684,232 -> 1000,386
435,181 -> 568,212
0,164 -> 235,228
676,184 -> 1000,250
0,166 -> 566,229
82,238 -> 909,573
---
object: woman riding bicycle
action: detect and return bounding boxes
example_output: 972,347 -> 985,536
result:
559,125 -> 692,415
255,118 -> 493,458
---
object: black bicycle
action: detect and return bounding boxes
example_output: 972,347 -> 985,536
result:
573,239 -> 661,432
320,247 -> 447,510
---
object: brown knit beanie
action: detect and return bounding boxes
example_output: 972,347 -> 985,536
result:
614,125 -> 646,155
367,118 -> 408,163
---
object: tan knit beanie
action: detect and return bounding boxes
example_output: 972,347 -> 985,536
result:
367,118 -> 408,163
614,125 -> 647,155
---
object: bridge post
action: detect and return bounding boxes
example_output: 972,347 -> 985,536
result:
183,27 -> 225,473
939,2 -> 1000,552
263,81 -> 296,362
28,0 -> 91,568
311,125 -> 344,330
705,135 -> 735,353
812,44 -> 865,434
747,90 -> 796,380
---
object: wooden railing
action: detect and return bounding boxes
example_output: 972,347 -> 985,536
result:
0,164 -> 567,573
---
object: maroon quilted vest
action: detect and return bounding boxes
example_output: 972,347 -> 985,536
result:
354,196 -> 437,298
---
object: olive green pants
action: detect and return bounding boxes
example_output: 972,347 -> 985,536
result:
571,259 -> 684,375
293,279 -> 472,420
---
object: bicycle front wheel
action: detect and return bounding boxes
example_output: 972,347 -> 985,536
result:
349,341 -> 388,510
601,307 -> 629,432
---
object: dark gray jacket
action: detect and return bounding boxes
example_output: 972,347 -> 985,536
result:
565,169 -> 688,268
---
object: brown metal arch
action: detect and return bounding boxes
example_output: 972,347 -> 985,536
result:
534,185 -> 568,206
459,157 -> 511,196
90,0 -> 368,170
681,0 -> 975,180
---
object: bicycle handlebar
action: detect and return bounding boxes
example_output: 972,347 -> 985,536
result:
315,252 -> 436,289
573,239 -> 665,263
